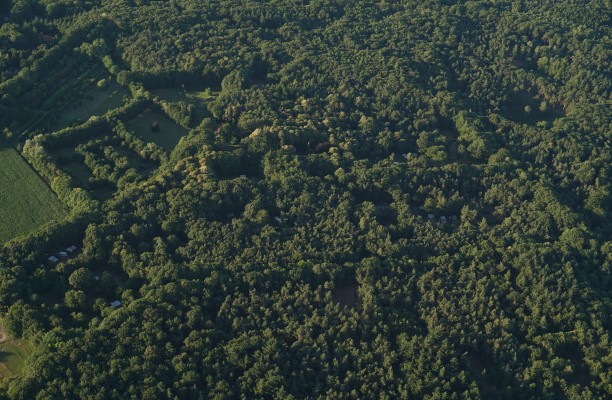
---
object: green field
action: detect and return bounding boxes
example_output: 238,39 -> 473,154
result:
0,341 -> 32,379
53,81 -> 130,130
150,87 -> 216,125
0,139 -> 67,243
0,324 -> 33,379
125,109 -> 189,151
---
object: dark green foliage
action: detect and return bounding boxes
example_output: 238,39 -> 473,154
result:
0,0 -> 610,399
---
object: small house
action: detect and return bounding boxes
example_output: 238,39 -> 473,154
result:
419,205 -> 425,210
94,276 -> 100,281
428,214 -> 435,221
239,174 -> 246,178
402,154 -> 408,159
273,216 -> 282,223
59,251 -> 68,258
48,256 -> 59,263
451,215 -> 458,222
66,245 -> 78,253
110,300 -> 122,308
440,216 -> 447,224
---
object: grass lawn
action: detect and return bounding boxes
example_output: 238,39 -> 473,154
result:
503,91 -> 563,125
0,138 -> 67,243
150,87 -> 217,125
53,148 -> 92,186
0,324 -> 33,379
125,109 -> 189,151
53,81 -> 130,130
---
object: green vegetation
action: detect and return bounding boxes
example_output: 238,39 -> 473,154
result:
0,139 -> 66,243
125,109 -> 188,151
0,323 -> 32,380
52,81 -> 129,130
0,0 -> 610,399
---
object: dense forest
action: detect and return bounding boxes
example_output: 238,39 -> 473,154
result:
0,0 -> 610,398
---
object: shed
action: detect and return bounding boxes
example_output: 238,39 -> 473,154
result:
110,300 -> 122,308
59,251 -> 68,258
427,214 -> 435,221
440,216 -> 447,224
66,245 -> 78,253
273,216 -> 282,223
48,256 -> 59,263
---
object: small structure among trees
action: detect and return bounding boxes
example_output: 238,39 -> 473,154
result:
150,121 -> 160,132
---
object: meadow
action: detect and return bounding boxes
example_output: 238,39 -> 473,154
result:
125,109 -> 188,151
52,80 -> 130,131
0,323 -> 32,379
0,138 -> 67,243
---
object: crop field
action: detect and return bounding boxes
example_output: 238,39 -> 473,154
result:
0,139 -> 67,243
125,109 -> 188,151
52,80 -> 130,130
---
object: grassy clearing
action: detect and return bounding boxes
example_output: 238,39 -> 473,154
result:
125,109 -> 188,151
53,148 -> 92,186
0,138 -> 67,243
503,91 -> 563,125
53,80 -> 130,130
0,324 -> 33,379
151,87 -> 217,102
150,87 -> 217,124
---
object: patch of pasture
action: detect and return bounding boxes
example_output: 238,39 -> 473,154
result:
125,109 -> 188,151
53,148 -> 92,186
52,81 -> 130,130
0,325 -> 33,379
150,87 -> 217,124
502,91 -> 564,125
0,138 -> 67,243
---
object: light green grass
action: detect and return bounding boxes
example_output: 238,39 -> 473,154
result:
150,87 -> 216,125
0,323 -> 33,379
0,341 -> 32,379
0,138 -> 67,243
53,81 -> 130,130
125,109 -> 188,151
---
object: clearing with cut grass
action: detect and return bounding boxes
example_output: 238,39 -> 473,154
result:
125,109 -> 188,151
0,324 -> 32,379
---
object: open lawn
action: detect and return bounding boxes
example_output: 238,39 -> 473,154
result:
150,87 -> 216,125
0,324 -> 32,379
53,81 -> 130,130
0,138 -> 67,243
125,109 -> 188,151
503,91 -> 563,125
